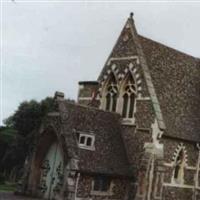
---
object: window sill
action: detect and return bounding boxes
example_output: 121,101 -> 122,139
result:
78,145 -> 95,151
171,179 -> 184,185
163,183 -> 192,189
121,118 -> 135,126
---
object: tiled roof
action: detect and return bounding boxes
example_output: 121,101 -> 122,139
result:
57,101 -> 133,177
139,35 -> 200,141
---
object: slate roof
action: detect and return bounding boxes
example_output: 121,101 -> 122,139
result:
139,35 -> 200,141
57,100 -> 133,177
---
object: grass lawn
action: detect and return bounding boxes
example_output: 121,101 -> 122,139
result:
0,182 -> 16,192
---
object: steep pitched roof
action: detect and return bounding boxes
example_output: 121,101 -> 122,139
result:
139,35 -> 200,141
98,15 -> 200,142
57,100 -> 133,177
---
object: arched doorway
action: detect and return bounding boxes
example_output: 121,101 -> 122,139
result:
39,141 -> 64,199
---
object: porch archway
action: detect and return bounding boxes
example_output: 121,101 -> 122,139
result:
28,126 -> 65,199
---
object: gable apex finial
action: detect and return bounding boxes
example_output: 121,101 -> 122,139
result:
130,12 -> 134,19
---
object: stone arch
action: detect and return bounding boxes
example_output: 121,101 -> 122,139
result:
98,64 -> 119,97
116,65 -> 141,121
119,69 -> 137,94
120,71 -> 136,118
118,62 -> 142,95
99,68 -> 119,111
172,143 -> 188,166
171,143 -> 188,184
28,124 -> 65,197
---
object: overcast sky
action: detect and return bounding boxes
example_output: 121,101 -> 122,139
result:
1,1 -> 200,125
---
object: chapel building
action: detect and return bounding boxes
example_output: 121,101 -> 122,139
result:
19,13 -> 200,200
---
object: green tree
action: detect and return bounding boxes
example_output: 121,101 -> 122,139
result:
0,126 -> 19,182
1,97 -> 56,180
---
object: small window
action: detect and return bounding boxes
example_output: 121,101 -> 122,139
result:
77,132 -> 95,150
93,176 -> 111,192
80,136 -> 85,144
86,137 -> 92,146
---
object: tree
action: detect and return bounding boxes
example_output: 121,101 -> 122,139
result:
1,97 -> 57,180
1,96 -> 75,181
0,126 -> 19,182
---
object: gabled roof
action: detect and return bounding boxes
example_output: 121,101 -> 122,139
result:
56,100 -> 133,177
98,14 -> 200,142
98,15 -> 166,130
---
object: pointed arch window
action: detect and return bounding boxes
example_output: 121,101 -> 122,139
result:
173,149 -> 185,184
105,73 -> 118,112
122,73 -> 137,118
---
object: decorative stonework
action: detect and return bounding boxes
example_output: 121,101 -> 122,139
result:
107,56 -> 140,65
39,159 -> 50,195
172,143 -> 188,167
53,162 -> 64,196
99,61 -> 142,98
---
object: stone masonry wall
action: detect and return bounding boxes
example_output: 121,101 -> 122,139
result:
76,174 -> 130,200
161,137 -> 200,200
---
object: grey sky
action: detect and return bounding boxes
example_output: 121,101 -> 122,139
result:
1,1 -> 200,125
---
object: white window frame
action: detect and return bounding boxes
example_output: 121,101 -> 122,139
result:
78,133 -> 95,151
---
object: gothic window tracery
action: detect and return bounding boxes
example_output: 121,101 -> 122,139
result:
121,73 -> 136,118
105,73 -> 118,112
